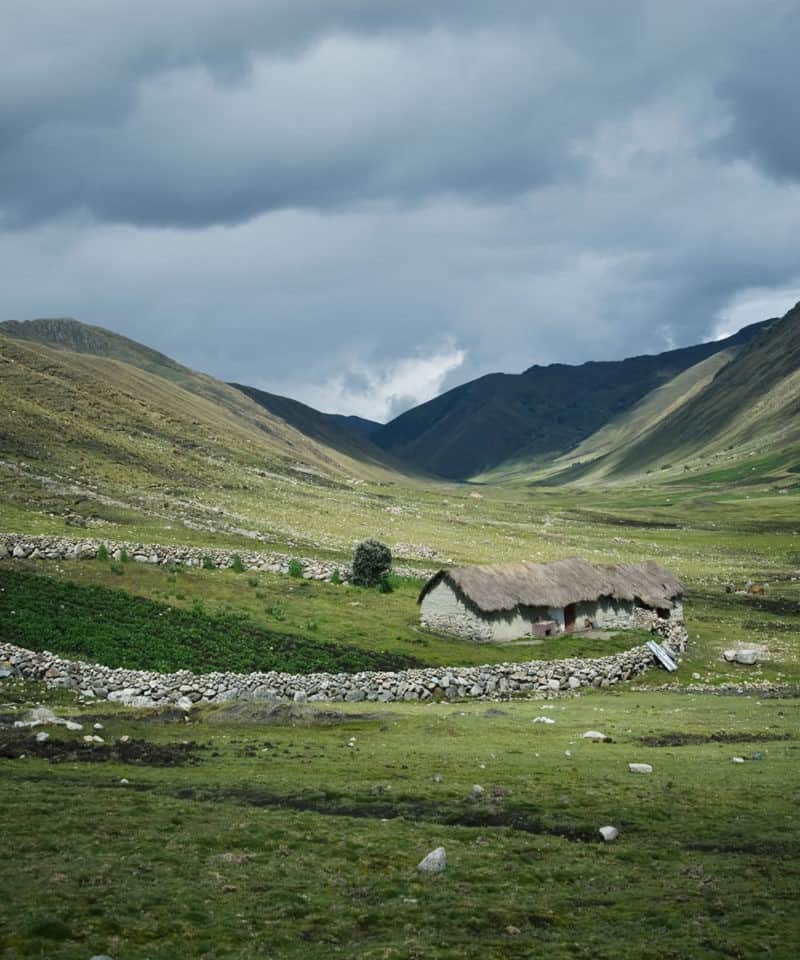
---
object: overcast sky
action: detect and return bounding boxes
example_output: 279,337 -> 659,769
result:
2,1 -> 799,421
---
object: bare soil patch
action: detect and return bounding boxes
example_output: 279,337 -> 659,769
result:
0,734 -> 201,765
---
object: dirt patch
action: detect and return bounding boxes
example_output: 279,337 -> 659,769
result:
206,702 -> 393,726
639,731 -> 793,747
0,734 -> 201,765
173,784 -> 599,842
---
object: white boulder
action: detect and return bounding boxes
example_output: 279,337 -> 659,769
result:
417,847 -> 447,874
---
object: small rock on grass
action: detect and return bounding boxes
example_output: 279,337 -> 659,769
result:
582,730 -> 609,742
417,847 -> 447,874
470,784 -> 485,800
628,763 -> 652,774
505,925 -> 521,936
35,731 -> 49,743
598,826 -> 619,842
732,757 -> 745,764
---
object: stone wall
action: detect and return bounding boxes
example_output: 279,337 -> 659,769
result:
0,533 -> 432,582
0,615 -> 687,707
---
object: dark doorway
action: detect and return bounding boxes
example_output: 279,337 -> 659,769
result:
564,603 -> 576,632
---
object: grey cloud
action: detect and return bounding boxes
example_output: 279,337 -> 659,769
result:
1,2 -> 799,417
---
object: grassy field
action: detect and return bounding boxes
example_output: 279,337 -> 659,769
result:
3,325 -> 800,958
1,681 -> 798,959
0,562 -> 643,670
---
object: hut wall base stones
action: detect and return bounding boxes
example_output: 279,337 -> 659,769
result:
0,614 -> 686,706
419,558 -> 685,643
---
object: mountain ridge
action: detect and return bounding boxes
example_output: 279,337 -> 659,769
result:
371,319 -> 772,479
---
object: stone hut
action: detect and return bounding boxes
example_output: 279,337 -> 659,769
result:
418,557 -> 684,642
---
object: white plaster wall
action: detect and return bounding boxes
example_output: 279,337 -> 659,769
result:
421,583 -> 563,642
420,581 -> 495,641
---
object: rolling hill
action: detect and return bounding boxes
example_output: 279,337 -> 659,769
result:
372,320 -> 771,480
0,320 -> 419,552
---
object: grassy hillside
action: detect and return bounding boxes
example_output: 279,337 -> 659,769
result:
0,330 -> 426,557
604,302 -> 800,478
373,320 -> 770,479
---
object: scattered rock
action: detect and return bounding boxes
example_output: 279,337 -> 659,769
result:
93,722 -> 104,731
505,925 -> 520,935
417,847 -> 447,874
35,731 -> 50,743
732,757 -> 745,764
599,825 -> 619,842
119,778 -> 130,785
470,784 -> 485,800
628,763 -> 653,774
532,716 -> 556,724
582,730 -> 609,742
734,650 -> 759,665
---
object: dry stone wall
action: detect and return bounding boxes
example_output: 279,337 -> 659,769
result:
0,616 -> 687,707
0,533 -> 432,582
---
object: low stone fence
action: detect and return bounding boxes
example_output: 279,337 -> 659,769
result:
0,617 -> 686,707
0,533 -> 432,582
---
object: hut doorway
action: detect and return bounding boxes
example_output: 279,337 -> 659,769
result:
564,603 -> 576,632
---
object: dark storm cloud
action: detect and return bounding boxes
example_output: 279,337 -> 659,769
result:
1,1 -> 799,417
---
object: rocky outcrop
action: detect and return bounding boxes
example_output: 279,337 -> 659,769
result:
0,533 -> 433,582
0,617 -> 686,707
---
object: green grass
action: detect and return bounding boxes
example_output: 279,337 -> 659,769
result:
0,560 -> 649,670
0,685 -> 798,959
0,567 -> 422,675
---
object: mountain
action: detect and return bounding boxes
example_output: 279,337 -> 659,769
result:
372,320 -> 771,480
230,383 -> 391,471
600,301 -> 800,478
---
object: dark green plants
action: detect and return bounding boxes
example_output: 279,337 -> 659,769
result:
202,555 -> 215,570
119,548 -> 129,563
351,539 -> 392,588
330,567 -> 341,585
288,559 -> 304,578
0,568 -> 422,674
96,543 -> 109,562
230,554 -> 245,574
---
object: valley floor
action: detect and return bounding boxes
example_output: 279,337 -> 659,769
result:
2,464 -> 799,958
1,684 -> 798,959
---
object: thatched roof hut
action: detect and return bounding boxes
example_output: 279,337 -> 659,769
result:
418,557 -> 684,613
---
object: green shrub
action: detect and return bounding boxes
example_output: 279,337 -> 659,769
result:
330,567 -> 341,585
288,559 -> 304,578
110,560 -> 124,576
119,548 -> 129,563
266,603 -> 286,621
201,555 -> 215,570
351,539 -> 392,588
96,544 -> 109,562
305,618 -> 319,632
378,574 -> 394,594
230,554 -> 245,574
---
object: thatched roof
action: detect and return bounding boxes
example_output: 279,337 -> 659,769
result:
418,557 -> 684,613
